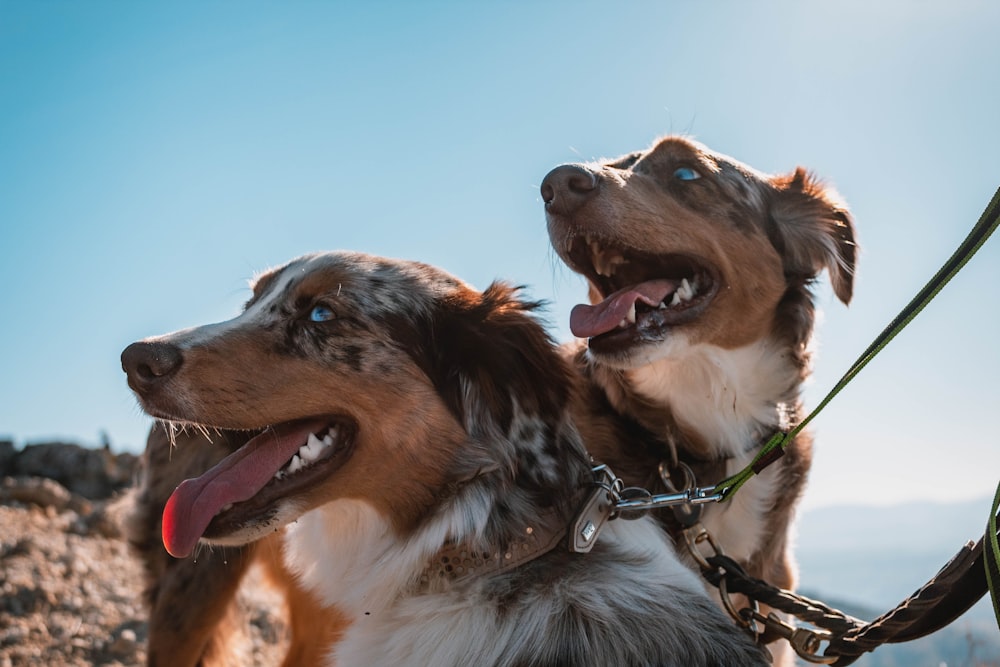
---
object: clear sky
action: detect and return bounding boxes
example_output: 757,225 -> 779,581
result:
1,1 -> 998,511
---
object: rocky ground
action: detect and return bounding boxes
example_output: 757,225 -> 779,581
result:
6,440 -> 996,667
0,440 -> 287,666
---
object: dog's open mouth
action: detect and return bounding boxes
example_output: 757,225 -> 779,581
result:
161,416 -> 356,558
565,235 -> 719,351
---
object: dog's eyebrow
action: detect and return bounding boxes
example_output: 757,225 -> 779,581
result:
246,268 -> 282,307
293,268 -> 350,301
605,151 -> 642,169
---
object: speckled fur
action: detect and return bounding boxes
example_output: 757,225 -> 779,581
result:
544,136 -> 857,665
125,251 -> 768,666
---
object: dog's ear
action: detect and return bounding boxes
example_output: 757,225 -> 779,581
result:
768,168 -> 857,305
428,283 -> 570,433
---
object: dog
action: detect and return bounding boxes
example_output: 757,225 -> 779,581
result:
122,250 -> 769,666
541,135 -> 857,664
126,425 -> 340,666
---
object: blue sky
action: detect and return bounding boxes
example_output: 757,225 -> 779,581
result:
1,1 -> 998,511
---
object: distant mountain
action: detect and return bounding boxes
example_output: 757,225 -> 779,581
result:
798,499 -> 992,556
793,499 -> 999,666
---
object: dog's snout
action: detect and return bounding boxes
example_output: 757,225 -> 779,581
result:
540,164 -> 598,216
121,341 -> 183,391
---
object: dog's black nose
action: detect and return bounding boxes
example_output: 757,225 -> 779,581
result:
540,164 -> 599,216
121,341 -> 183,393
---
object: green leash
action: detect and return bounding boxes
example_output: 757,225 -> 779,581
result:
987,479 -> 1000,627
711,185 -> 1000,629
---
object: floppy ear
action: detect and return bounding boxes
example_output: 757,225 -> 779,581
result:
428,282 -> 571,433
385,281 -> 571,441
768,168 -> 857,304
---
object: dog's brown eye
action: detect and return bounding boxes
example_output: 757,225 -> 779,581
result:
309,304 -> 336,323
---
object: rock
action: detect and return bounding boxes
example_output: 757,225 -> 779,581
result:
0,438 -> 290,666
0,440 -> 14,473
107,626 -> 138,655
6,442 -> 139,500
0,477 -> 90,515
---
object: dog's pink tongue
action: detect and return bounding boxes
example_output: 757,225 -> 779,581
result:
570,280 -> 677,338
162,418 -> 328,559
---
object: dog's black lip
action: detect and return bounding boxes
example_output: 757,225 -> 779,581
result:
200,417 -> 358,539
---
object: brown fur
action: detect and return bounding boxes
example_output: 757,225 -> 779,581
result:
124,256 -> 471,665
123,252 -> 767,665
542,135 -> 856,663
121,134 -> 852,663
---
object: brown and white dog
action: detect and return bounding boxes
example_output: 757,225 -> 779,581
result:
541,135 -> 857,664
122,251 -> 768,666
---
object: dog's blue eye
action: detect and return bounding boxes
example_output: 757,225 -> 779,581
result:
309,304 -> 335,322
673,167 -> 701,181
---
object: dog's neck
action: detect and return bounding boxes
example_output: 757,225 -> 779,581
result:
418,483 -> 588,587
288,496 -> 765,666
602,336 -> 800,461
284,438 -> 593,617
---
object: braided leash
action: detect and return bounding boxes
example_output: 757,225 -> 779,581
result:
704,505 -> 1000,665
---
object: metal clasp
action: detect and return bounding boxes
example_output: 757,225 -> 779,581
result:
738,609 -> 837,664
683,524 -> 725,572
611,484 -> 723,515
684,526 -> 763,636
659,460 -> 702,525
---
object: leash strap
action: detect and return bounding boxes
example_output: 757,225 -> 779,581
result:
987,478 -> 1000,631
714,185 -> 1000,501
707,512 -> 999,666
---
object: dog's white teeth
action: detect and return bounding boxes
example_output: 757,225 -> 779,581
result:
273,426 -> 346,482
588,238 -> 627,277
281,429 -> 340,478
591,244 -> 609,277
625,302 -> 636,324
666,278 -> 698,309
589,239 -> 601,253
677,278 -> 694,302
297,430 -> 338,465
595,254 -> 626,277
300,433 -> 324,462
652,276 -> 704,312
